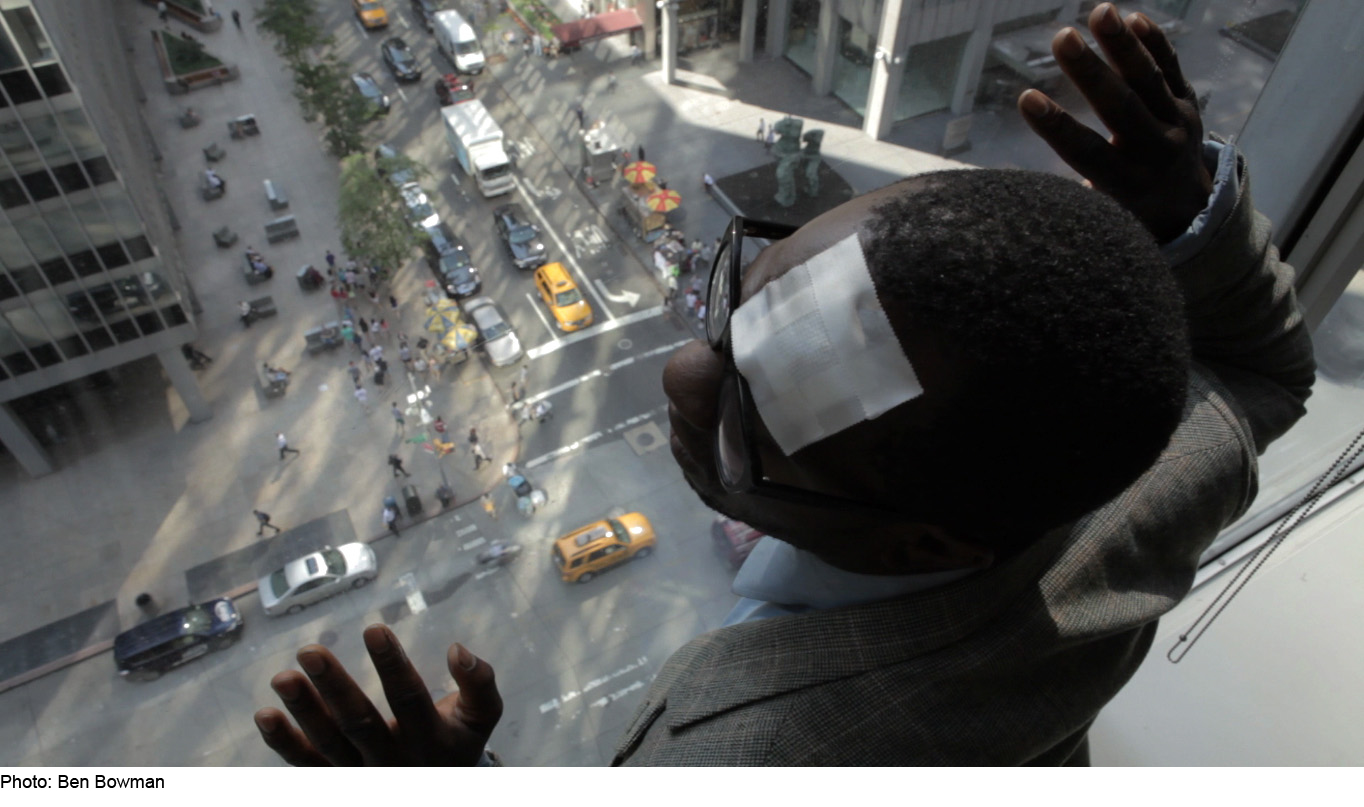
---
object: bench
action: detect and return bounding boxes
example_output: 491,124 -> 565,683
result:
213,226 -> 238,248
304,321 -> 343,354
179,109 -> 201,128
248,296 -> 277,319
203,142 -> 226,162
258,367 -> 288,399
228,114 -> 260,139
200,177 -> 225,201
264,215 -> 299,243
264,179 -> 288,211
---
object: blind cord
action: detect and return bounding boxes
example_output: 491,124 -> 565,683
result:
1167,427 -> 1364,662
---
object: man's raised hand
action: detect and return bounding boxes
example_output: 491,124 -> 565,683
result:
1020,3 -> 1213,243
253,624 -> 503,766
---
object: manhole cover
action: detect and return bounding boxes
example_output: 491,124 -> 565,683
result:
623,421 -> 667,456
618,338 -> 633,350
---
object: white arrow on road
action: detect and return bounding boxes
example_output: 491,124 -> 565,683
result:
594,279 -> 640,307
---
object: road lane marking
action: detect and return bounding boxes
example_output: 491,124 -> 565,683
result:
593,278 -> 640,306
539,656 -> 649,715
526,305 -> 665,359
455,525 -> 478,538
510,173 -> 614,320
513,337 -> 688,411
523,405 -> 669,469
525,291 -> 559,340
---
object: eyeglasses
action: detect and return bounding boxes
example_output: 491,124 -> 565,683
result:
704,216 -> 891,513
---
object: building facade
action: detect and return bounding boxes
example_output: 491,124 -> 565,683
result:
0,0 -> 206,478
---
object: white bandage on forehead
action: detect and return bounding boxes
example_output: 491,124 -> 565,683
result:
730,232 -> 922,455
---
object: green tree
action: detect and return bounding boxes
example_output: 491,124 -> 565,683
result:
294,53 -> 373,158
337,153 -> 426,275
255,0 -> 326,62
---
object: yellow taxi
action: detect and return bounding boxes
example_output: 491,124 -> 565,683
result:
552,512 -> 656,583
534,262 -> 594,332
352,0 -> 389,29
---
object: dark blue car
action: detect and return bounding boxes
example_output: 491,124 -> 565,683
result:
113,599 -> 243,681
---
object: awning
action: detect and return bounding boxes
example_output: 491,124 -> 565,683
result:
551,9 -> 643,49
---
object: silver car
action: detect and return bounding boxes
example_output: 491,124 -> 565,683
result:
258,543 -> 378,616
400,182 -> 440,228
461,296 -> 522,367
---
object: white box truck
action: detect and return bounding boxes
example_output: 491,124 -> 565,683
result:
442,101 -> 514,197
434,10 -> 485,74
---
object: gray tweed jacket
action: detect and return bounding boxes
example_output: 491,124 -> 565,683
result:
612,153 -> 1316,765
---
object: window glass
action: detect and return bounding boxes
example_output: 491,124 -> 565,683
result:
2,8 -> 55,63
0,69 -> 41,104
0,23 -> 21,71
18,167 -> 56,201
33,64 -> 69,97
57,109 -> 101,156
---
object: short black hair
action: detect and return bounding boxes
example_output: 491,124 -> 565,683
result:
863,169 -> 1190,546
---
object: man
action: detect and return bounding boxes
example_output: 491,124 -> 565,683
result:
390,403 -> 405,434
251,7 -> 1313,766
276,432 -> 299,461
253,510 -> 281,536
388,453 -> 411,478
238,300 -> 252,329
231,8 -> 241,29
383,505 -> 400,538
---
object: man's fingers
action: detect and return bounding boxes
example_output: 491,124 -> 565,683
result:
1018,90 -> 1122,190
1051,27 -> 1164,147
268,669 -> 365,766
1088,4 -> 1181,123
1130,12 -> 1195,102
363,625 -> 443,760
294,646 -> 400,765
446,643 -> 504,739
253,707 -> 333,767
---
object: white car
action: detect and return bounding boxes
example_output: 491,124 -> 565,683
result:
400,182 -> 440,228
461,296 -> 522,367
258,543 -> 378,616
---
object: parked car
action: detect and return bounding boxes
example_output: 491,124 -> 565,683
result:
461,296 -> 522,367
423,223 -> 481,299
258,543 -> 378,617
492,203 -> 547,269
410,0 -> 439,31
400,182 -> 440,228
350,72 -> 391,116
353,0 -> 389,29
711,516 -> 764,570
434,73 -> 474,105
552,513 -> 657,583
113,599 -> 243,681
533,262 -> 593,331
373,143 -> 416,186
381,36 -> 421,82
66,271 -> 169,323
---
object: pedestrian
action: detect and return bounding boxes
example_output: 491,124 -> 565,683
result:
509,380 -> 521,402
532,33 -> 544,56
756,118 -> 765,143
253,509 -> 281,536
413,356 -> 428,378
181,343 -> 212,369
472,441 -> 491,471
481,493 -> 498,521
378,319 -> 390,341
368,344 -> 384,364
157,1 -> 168,23
388,453 -> 411,478
572,102 -> 585,130
606,72 -> 616,94
684,288 -> 697,312
239,300 -> 253,328
389,294 -> 399,310
325,249 -> 336,270
765,126 -> 776,152
701,237 -> 716,267
532,400 -> 553,424
391,402 -> 406,434
630,43 -> 642,66
358,318 -> 370,340
696,302 -> 706,323
433,416 -> 447,435
368,289 -> 380,308
276,432 -> 300,460
399,343 -> 413,369
205,168 -> 225,192
231,8 -> 241,29
351,330 -> 364,352
637,145 -> 646,163
383,505 -> 400,537
354,384 -> 371,413
347,361 -> 361,386
375,357 -> 388,386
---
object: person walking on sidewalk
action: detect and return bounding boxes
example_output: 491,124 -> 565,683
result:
388,453 -> 411,478
472,441 -> 491,471
383,505 -> 400,538
276,432 -> 300,460
481,493 -> 498,521
755,118 -> 765,144
231,9 -> 241,29
391,403 -> 406,434
253,510 -> 281,536
606,72 -> 616,94
181,343 -> 213,369
325,249 -> 336,271
354,384 -> 371,414
630,43 -> 643,66
157,1 -> 168,23
348,361 -> 361,386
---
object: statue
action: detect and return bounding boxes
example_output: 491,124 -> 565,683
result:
801,130 -> 824,197
771,117 -> 804,208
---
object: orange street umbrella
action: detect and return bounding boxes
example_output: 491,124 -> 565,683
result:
646,188 -> 682,212
622,160 -> 657,184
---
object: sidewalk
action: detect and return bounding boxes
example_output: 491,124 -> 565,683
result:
0,4 -> 520,688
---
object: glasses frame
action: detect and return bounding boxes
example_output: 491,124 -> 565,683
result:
704,216 -> 897,514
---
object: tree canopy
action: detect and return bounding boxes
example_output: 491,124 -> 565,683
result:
337,153 -> 427,275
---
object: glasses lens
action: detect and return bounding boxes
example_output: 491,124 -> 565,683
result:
706,240 -> 732,347
715,373 -> 747,490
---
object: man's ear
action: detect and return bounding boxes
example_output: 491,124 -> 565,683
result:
870,522 -> 994,574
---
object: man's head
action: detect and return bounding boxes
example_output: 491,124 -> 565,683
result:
664,168 -> 1189,574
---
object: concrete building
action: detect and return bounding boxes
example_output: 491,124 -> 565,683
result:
0,0 -> 206,478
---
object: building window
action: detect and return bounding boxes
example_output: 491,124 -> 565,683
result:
125,235 -> 153,262
33,63 -> 69,97
51,162 -> 90,193
69,248 -> 100,277
162,303 -> 187,326
56,333 -> 88,359
18,167 -> 57,201
3,8 -> 55,63
30,341 -> 59,367
96,241 -> 129,270
39,256 -> 71,285
3,348 -> 35,376
110,319 -> 138,343
135,311 -> 164,335
82,155 -> 116,185
0,69 -> 42,104
0,272 -> 16,300
81,326 -> 113,351
0,175 -> 26,207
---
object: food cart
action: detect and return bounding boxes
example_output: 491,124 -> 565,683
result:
618,179 -> 669,241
